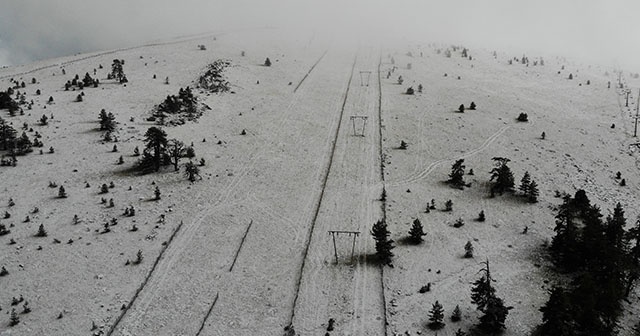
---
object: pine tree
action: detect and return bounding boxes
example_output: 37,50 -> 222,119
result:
471,260 -> 496,312
428,301 -> 445,330
184,161 -> 200,182
477,210 -> 485,222
371,219 -> 394,265
458,104 -> 465,113
9,308 -> 19,326
154,186 -> 161,200
489,157 -> 514,195
464,241 -> 474,258
539,286 -> 573,336
527,180 -> 539,203
58,185 -> 67,198
139,127 -> 168,173
626,216 -> 640,297
519,171 -> 531,195
471,259 -> 509,333
169,139 -> 185,171
469,101 -> 476,110
448,159 -> 466,188
264,57 -> 272,66
478,296 -> 509,332
408,218 -> 426,243
111,59 -> 125,82
451,304 -> 462,322
454,329 -> 467,336
99,109 -> 116,131
35,224 -> 47,237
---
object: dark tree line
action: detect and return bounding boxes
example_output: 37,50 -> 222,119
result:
542,190 -> 637,335
0,90 -> 19,114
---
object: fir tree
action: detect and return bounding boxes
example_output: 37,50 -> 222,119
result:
371,219 -> 394,265
451,304 -> 462,322
184,161 -> 200,182
519,171 -> 531,195
9,308 -> 19,326
478,296 -> 509,332
489,157 -> 514,195
35,224 -> 47,237
448,159 -> 466,188
111,59 -> 125,82
408,218 -> 426,243
458,104 -> 465,113
58,185 -> 67,198
539,286 -> 573,336
428,301 -> 445,330
464,241 -> 474,258
264,57 -> 272,66
527,180 -> 539,203
471,259 -> 509,333
471,259 -> 496,312
139,127 -> 168,173
469,101 -> 476,110
154,186 -> 161,200
168,139 -> 185,171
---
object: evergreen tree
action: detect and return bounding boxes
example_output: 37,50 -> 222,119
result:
489,157 -> 514,195
408,218 -> 426,243
99,109 -> 116,131
471,260 -> 496,312
469,101 -> 476,110
168,139 -> 185,171
539,286 -> 573,336
111,59 -> 125,82
0,117 -> 17,151
519,171 -> 531,195
527,180 -> 539,203
184,161 -> 200,182
154,186 -> 161,200
464,241 -> 474,258
428,301 -> 445,330
478,296 -> 509,332
448,159 -> 466,188
139,127 -> 168,173
58,185 -> 67,198
264,57 -> 272,66
9,308 -> 19,326
458,104 -> 465,113
471,259 -> 509,333
35,224 -> 47,237
626,216 -> 640,297
371,219 -> 394,265
451,304 -> 462,322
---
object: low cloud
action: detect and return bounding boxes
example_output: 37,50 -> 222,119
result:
1,0 -> 639,71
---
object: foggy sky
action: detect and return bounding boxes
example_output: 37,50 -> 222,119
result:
1,0 -> 640,71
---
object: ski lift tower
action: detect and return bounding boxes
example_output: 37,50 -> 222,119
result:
328,230 -> 360,263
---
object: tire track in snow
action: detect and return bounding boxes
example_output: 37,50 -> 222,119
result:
387,125 -> 510,187
287,51 -> 358,327
111,49 -> 331,335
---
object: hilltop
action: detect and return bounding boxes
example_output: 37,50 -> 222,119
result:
0,28 -> 639,336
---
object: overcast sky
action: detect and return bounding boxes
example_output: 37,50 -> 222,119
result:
1,0 -> 640,71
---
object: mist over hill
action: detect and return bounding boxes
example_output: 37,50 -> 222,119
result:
2,0 -> 640,72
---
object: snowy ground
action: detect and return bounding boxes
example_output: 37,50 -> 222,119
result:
0,28 -> 639,336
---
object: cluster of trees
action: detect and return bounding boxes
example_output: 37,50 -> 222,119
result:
197,59 -> 231,93
542,190 -> 640,335
155,87 -> 199,123
427,260 -> 510,334
0,117 -> 34,162
98,109 -> 116,142
136,126 -> 200,181
64,72 -> 99,90
0,89 -> 19,114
